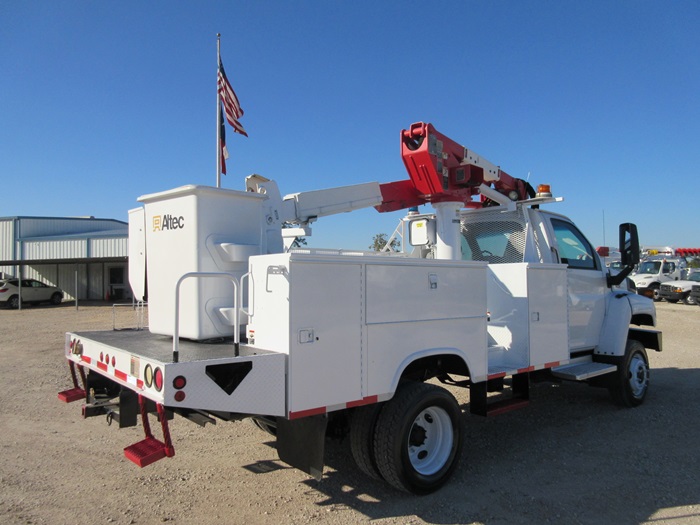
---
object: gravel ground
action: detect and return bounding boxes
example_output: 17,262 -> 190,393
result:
0,300 -> 698,525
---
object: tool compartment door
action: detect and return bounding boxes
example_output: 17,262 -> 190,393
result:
287,259 -> 363,416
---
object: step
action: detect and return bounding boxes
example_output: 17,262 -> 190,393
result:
124,437 -> 169,467
57,387 -> 86,403
551,362 -> 617,381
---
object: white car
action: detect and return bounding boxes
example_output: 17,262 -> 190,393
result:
0,278 -> 64,309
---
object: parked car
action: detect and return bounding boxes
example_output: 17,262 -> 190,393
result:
0,278 -> 64,308
658,270 -> 700,305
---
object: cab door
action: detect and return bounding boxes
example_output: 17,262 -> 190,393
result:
547,218 -> 607,352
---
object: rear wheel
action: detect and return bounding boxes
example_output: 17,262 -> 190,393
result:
349,403 -> 384,480
609,340 -> 649,407
8,295 -> 19,309
373,382 -> 463,494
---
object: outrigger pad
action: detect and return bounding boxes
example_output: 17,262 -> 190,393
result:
124,437 -> 168,467
58,387 -> 86,403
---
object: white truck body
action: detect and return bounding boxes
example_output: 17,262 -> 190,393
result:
59,128 -> 662,494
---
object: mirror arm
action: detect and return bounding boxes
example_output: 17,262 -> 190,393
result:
607,265 -> 634,287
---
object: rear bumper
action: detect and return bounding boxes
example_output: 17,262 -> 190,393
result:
65,330 -> 287,417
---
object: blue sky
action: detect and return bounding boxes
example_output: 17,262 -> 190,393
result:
1,1 -> 698,250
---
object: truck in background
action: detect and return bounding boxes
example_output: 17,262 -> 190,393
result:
58,122 -> 661,494
659,269 -> 700,305
631,255 -> 687,300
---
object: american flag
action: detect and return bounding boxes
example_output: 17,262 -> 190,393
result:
218,58 -> 248,137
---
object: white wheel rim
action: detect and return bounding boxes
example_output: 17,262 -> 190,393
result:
407,406 -> 453,475
628,354 -> 649,398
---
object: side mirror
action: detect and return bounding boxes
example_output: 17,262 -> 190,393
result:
619,223 -> 640,266
609,223 -> 640,287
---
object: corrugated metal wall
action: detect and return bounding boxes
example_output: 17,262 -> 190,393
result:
90,237 -> 128,258
22,263 -> 129,301
23,239 -> 87,260
18,217 -> 126,238
1,219 -> 15,277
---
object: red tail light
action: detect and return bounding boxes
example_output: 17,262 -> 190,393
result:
153,367 -> 163,392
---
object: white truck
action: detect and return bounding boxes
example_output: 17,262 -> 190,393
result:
58,122 -> 661,494
659,269 -> 700,305
631,255 -> 687,300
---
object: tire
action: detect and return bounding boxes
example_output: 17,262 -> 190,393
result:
609,340 -> 649,407
349,403 -> 384,481
8,295 -> 19,309
683,294 -> 695,305
50,292 -> 63,305
651,284 -> 661,301
373,382 -> 463,494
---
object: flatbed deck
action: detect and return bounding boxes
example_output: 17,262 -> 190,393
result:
71,329 -> 269,364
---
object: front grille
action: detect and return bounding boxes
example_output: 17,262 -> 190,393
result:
660,285 -> 673,293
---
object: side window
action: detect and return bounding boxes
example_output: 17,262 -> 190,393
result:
551,219 -> 598,270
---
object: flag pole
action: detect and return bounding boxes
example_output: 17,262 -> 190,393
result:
216,33 -> 221,188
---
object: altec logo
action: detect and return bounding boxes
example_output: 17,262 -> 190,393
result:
153,214 -> 185,232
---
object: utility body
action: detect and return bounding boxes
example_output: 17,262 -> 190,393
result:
59,123 -> 661,494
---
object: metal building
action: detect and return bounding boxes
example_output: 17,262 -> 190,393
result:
0,216 -> 130,301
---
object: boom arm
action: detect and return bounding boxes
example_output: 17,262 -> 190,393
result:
376,122 -> 534,212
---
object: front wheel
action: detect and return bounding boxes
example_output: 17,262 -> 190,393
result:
50,292 -> 63,305
373,382 -> 463,494
683,294 -> 695,305
609,340 -> 649,407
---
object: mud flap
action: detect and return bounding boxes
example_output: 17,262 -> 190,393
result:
276,414 -> 327,481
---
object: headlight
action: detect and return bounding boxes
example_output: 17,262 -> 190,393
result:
671,287 -> 683,293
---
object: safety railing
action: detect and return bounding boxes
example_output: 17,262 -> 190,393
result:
111,300 -> 147,331
173,272 -> 240,363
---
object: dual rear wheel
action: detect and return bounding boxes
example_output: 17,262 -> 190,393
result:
350,382 -> 463,494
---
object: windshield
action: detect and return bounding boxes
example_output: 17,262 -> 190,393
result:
637,261 -> 661,274
689,273 -> 700,282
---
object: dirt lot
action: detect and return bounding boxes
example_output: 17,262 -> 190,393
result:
1,300 -> 699,525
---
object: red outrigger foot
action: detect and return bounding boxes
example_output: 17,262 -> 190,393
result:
124,396 -> 175,467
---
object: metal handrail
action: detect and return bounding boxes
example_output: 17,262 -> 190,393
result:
240,272 -> 253,317
173,272 -> 239,363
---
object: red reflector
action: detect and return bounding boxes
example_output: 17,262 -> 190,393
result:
105,354 -> 110,365
111,356 -> 116,367
172,376 -> 186,389
154,367 -> 163,392
100,352 -> 104,362
174,391 -> 186,402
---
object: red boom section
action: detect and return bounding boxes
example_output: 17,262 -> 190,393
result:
377,122 -> 532,213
